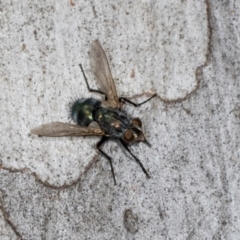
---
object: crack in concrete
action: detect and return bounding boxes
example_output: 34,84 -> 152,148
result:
0,200 -> 23,240
1,154 -> 99,190
158,0 -> 212,104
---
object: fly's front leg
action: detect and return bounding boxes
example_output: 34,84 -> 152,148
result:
97,136 -> 116,185
120,139 -> 150,178
79,64 -> 107,98
119,93 -> 156,107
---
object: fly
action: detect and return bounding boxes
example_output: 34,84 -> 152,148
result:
31,40 -> 156,185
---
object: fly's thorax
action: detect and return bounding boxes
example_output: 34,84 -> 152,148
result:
70,98 -> 101,126
93,107 -> 131,138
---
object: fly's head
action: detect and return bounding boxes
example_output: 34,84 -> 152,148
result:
122,118 -> 150,146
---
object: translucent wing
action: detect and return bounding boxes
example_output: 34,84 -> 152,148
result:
90,40 -> 120,109
31,122 -> 105,137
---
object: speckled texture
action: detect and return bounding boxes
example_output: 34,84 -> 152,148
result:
0,0 -> 240,239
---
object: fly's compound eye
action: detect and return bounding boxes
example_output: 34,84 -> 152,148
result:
123,129 -> 135,143
131,118 -> 142,128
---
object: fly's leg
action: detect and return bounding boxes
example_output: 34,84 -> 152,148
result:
119,93 -> 156,107
79,64 -> 106,97
97,136 -> 116,185
120,139 -> 150,178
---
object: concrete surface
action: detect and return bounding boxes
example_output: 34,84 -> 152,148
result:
0,0 -> 239,239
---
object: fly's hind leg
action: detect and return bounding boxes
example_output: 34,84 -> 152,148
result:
120,139 -> 150,178
79,64 -> 107,99
119,93 -> 156,107
97,136 -> 116,185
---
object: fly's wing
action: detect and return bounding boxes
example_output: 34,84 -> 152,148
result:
31,122 -> 105,137
90,40 -> 120,109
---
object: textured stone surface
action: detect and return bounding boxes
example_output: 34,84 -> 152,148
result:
0,0 -> 239,239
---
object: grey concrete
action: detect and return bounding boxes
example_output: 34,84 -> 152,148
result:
0,0 -> 239,239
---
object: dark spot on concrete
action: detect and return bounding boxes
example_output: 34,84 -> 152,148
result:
33,30 -> 38,40
123,209 -> 139,234
158,206 -> 166,220
22,43 -> 26,51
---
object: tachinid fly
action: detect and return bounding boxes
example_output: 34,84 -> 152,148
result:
31,40 -> 156,185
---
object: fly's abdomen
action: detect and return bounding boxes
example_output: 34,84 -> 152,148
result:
70,98 -> 101,126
